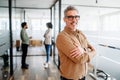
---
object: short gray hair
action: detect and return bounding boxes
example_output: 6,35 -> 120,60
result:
64,6 -> 79,17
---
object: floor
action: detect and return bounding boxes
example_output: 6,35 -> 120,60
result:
13,56 -> 60,80
1,46 -> 95,80
12,46 -> 60,80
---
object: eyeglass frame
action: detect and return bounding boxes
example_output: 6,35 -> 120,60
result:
65,15 -> 80,20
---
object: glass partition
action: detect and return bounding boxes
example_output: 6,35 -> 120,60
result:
12,0 -> 19,75
0,0 -> 10,79
93,1 -> 120,79
52,1 -> 60,66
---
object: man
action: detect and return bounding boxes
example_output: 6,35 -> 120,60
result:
20,22 -> 31,69
56,6 -> 96,80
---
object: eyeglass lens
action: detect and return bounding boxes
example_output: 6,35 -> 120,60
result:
66,15 -> 80,20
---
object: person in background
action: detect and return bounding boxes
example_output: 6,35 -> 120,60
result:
56,6 -> 96,80
20,22 -> 32,69
43,22 -> 53,68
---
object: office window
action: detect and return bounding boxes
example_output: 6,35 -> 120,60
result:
31,19 -> 41,30
12,18 -> 20,31
0,18 -> 9,30
102,14 -> 120,31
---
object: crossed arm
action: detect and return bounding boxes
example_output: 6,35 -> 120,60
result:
56,34 -> 96,64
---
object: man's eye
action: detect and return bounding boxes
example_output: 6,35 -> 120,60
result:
67,16 -> 73,18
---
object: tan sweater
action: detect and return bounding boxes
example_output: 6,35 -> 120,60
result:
56,27 -> 96,80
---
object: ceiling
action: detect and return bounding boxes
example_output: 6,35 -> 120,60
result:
0,0 -> 57,9
62,0 -> 120,8
0,0 -> 120,9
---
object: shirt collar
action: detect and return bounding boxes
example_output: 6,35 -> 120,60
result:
64,26 -> 81,36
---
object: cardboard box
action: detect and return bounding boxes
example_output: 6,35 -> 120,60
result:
16,40 -> 20,47
30,40 -> 43,46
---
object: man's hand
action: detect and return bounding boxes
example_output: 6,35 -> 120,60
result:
70,43 -> 84,58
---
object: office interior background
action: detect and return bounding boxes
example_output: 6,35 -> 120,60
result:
0,0 -> 120,80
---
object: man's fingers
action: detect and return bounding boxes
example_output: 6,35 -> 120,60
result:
70,48 -> 77,53
70,52 -> 79,58
73,43 -> 79,47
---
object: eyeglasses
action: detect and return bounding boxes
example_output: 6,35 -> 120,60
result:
65,15 -> 80,20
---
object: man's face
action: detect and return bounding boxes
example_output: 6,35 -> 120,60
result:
64,10 -> 80,31
25,25 -> 28,29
